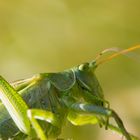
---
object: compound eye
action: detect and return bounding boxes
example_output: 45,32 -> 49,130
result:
79,63 -> 89,71
89,60 -> 96,67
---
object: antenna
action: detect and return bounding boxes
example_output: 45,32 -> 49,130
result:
96,45 -> 140,66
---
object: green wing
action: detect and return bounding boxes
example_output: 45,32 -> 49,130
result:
47,70 -> 75,91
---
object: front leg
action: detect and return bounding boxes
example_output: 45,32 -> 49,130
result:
68,102 -> 137,140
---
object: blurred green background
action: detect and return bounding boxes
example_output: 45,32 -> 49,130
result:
0,0 -> 140,139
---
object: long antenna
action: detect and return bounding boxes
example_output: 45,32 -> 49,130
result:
94,47 -> 121,61
96,45 -> 140,66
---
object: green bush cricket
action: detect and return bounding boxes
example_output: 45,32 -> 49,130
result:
0,45 -> 140,140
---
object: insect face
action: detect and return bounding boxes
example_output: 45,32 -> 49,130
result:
78,60 -> 97,72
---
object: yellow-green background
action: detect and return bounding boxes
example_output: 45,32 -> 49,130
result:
0,0 -> 140,139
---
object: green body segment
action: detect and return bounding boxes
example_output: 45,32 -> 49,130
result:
0,76 -> 30,134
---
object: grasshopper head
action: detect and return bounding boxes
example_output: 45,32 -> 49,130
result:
78,61 -> 97,73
